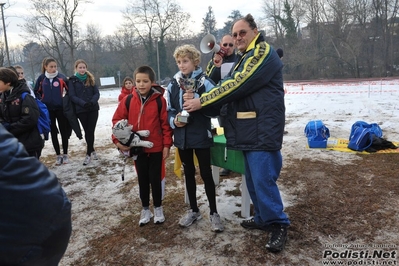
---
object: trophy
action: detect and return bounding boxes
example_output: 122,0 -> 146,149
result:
177,77 -> 196,123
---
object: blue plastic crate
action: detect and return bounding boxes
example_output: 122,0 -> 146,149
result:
308,139 -> 327,148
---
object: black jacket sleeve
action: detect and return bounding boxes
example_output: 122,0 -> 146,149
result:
0,125 -> 71,263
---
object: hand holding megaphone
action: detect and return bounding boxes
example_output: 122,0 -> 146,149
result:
200,34 -> 227,64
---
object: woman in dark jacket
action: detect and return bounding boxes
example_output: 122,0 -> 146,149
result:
34,57 -> 71,165
0,124 -> 71,266
0,67 -> 44,158
68,59 -> 100,166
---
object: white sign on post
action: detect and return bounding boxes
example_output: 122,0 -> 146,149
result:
100,77 -> 116,86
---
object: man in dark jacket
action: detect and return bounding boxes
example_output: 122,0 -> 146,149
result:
0,124 -> 72,265
205,34 -> 237,176
184,14 -> 290,252
205,34 -> 237,84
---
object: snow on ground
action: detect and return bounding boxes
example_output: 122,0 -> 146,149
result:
39,79 -> 399,265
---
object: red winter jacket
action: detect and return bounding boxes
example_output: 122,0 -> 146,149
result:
112,85 -> 173,153
118,87 -> 132,102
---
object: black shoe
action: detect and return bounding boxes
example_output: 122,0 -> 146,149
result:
219,168 -> 231,176
266,223 -> 288,252
240,217 -> 264,230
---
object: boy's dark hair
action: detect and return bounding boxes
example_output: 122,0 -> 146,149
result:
133,66 -> 156,83
0,67 -> 19,87
276,48 -> 284,58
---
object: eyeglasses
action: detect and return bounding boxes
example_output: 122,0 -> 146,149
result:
232,30 -> 247,39
222,43 -> 234,47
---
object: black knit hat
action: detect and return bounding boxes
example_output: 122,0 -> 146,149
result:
276,48 -> 284,58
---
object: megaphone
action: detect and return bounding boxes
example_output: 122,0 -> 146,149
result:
200,34 -> 227,63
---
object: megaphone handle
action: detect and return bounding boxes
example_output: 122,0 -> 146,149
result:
217,47 -> 227,57
214,54 -> 223,65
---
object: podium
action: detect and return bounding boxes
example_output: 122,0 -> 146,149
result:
210,134 -> 251,218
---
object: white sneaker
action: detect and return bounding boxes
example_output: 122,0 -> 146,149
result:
56,155 -> 63,165
83,155 -> 91,165
154,206 -> 165,224
91,151 -> 98,160
179,209 -> 202,227
210,213 -> 224,232
139,209 -> 153,226
63,154 -> 69,164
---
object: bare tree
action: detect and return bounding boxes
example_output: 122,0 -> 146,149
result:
122,0 -> 190,79
22,0 -> 90,74
262,0 -> 285,41
202,6 -> 218,37
112,28 -> 147,78
371,0 -> 399,76
220,10 -> 243,37
79,24 -> 104,79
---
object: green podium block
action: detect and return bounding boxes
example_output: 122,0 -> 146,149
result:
211,135 -> 245,174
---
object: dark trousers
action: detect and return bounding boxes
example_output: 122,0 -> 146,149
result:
28,146 -> 43,159
178,148 -> 217,214
135,152 -> 163,208
77,110 -> 99,155
49,109 -> 71,155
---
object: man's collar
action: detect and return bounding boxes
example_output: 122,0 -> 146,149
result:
246,33 -> 260,52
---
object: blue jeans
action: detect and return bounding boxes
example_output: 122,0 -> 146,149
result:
243,150 -> 290,226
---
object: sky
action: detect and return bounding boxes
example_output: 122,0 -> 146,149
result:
4,0 -> 264,48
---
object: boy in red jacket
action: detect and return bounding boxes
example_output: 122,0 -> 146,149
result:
112,66 -> 173,226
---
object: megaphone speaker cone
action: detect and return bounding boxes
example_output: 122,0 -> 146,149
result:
200,34 -> 218,54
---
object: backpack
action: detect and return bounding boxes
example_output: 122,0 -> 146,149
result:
22,92 -> 51,140
124,93 -> 162,156
304,120 -> 330,148
347,121 -> 383,151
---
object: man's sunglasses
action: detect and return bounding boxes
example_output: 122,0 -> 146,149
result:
232,30 -> 247,39
223,43 -> 234,47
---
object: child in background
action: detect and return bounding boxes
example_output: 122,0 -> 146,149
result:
167,44 -> 224,232
118,77 -> 134,102
68,59 -> 100,166
14,65 -> 35,97
0,67 -> 44,158
112,66 -> 173,226
34,57 -> 71,165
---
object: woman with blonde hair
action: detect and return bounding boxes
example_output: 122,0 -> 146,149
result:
68,59 -> 100,165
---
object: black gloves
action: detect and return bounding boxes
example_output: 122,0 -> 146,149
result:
83,102 -> 92,109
